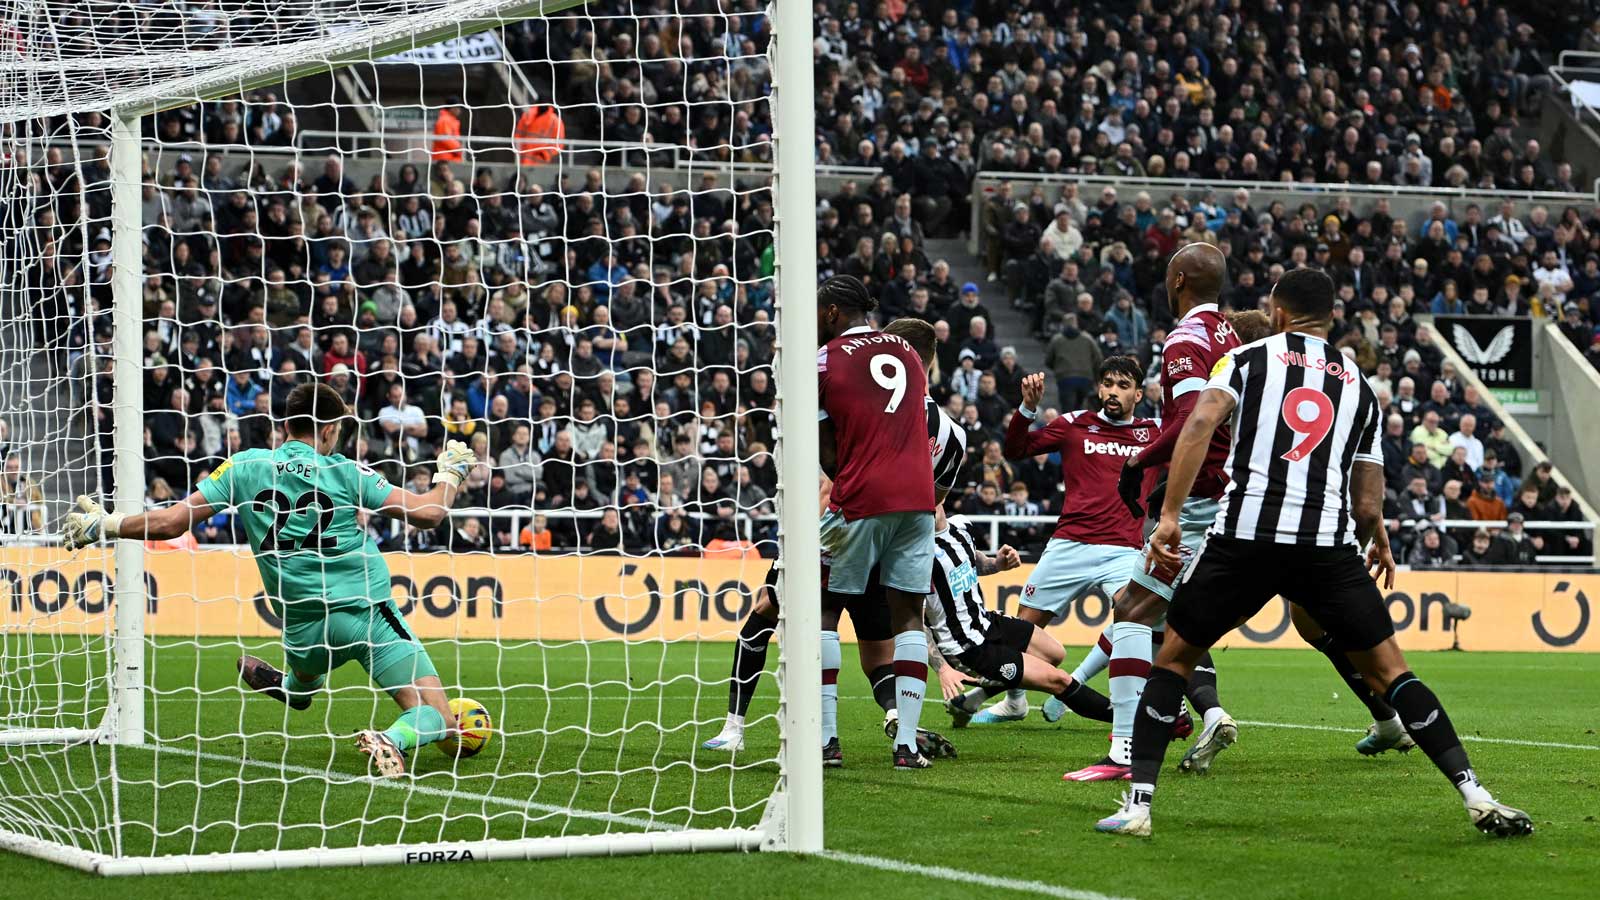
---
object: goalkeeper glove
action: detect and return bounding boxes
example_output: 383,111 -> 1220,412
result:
62,495 -> 125,551
432,440 -> 475,489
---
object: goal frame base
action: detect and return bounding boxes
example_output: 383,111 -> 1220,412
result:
0,825 -> 768,876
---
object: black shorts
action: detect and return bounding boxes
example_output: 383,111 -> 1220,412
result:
952,614 -> 1036,690
766,559 -> 895,642
1167,536 -> 1396,652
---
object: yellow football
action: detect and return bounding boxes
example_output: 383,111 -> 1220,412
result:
436,697 -> 493,758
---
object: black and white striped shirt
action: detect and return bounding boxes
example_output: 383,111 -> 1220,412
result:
924,517 -> 995,654
927,397 -> 967,496
1208,332 -> 1382,547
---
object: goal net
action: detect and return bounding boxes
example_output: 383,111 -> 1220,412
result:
0,0 -> 822,875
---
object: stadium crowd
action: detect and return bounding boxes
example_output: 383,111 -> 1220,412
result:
6,0 -> 1596,567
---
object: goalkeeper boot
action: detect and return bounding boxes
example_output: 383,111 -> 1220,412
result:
1094,790 -> 1153,837
822,737 -> 844,769
1178,712 -> 1237,775
237,656 -> 312,711
355,730 -> 407,778
1356,721 -> 1417,756
1467,800 -> 1534,838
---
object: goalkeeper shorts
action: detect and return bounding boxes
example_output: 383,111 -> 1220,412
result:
281,600 -> 439,691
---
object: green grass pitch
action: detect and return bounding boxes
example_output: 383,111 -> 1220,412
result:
2,640 -> 1597,899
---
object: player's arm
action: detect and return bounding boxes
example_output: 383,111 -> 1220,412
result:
1148,387 -> 1235,569
62,491 -> 218,548
371,440 -> 474,528
971,543 -> 1022,576
1349,400 -> 1396,587
1002,372 -> 1068,460
1128,351 -> 1209,472
818,416 -> 839,479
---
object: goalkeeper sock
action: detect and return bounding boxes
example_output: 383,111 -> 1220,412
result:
729,610 -> 777,717
867,664 -> 896,712
381,704 -> 449,753
1072,630 -> 1113,683
821,630 -> 841,745
1308,633 -> 1397,721
1384,672 -> 1487,805
891,631 -> 928,750
1054,678 -> 1113,723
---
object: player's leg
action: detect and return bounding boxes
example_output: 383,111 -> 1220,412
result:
1290,603 -> 1412,755
1046,547 -> 1141,725
1295,555 -> 1531,837
705,563 -> 781,751
237,653 -> 320,711
964,538 -> 1085,723
1061,579 -> 1163,779
1020,623 -> 1113,724
240,613 -> 337,710
1097,537 -> 1271,835
355,602 -> 455,777
1072,628 -> 1114,684
877,511 -> 937,769
849,589 -> 958,760
820,599 -> 845,766
1164,501 -> 1239,775
847,573 -> 899,716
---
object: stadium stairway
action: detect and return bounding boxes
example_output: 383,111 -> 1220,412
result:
925,238 -> 1058,407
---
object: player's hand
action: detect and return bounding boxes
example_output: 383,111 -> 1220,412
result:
1366,534 -> 1396,590
62,495 -> 123,550
937,663 -> 969,701
994,545 -> 1021,571
1146,515 -> 1183,573
1019,372 -> 1045,411
432,440 -> 475,488
1116,458 -> 1146,519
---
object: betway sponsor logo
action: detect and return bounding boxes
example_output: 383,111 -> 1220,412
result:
1275,350 -> 1357,385
1084,439 -> 1141,457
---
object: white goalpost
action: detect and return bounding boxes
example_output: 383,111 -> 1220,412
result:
0,0 -> 819,874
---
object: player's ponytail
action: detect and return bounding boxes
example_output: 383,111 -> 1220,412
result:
818,274 -> 877,313
284,382 -> 351,439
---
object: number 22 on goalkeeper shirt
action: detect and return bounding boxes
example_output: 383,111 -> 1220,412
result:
197,442 -> 440,688
816,325 -> 936,596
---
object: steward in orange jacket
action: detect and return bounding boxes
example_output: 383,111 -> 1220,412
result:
514,105 -> 564,165
431,101 -> 464,161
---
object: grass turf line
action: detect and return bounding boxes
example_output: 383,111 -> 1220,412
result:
1,642 -> 1597,899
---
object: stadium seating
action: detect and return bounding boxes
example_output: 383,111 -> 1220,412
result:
4,1 -> 1595,569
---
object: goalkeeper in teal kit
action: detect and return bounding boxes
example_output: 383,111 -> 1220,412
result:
64,383 -> 475,777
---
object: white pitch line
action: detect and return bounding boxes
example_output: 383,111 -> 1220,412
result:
1239,719 -> 1600,752
820,851 -> 1136,900
129,744 -> 1138,899
136,743 -> 678,831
